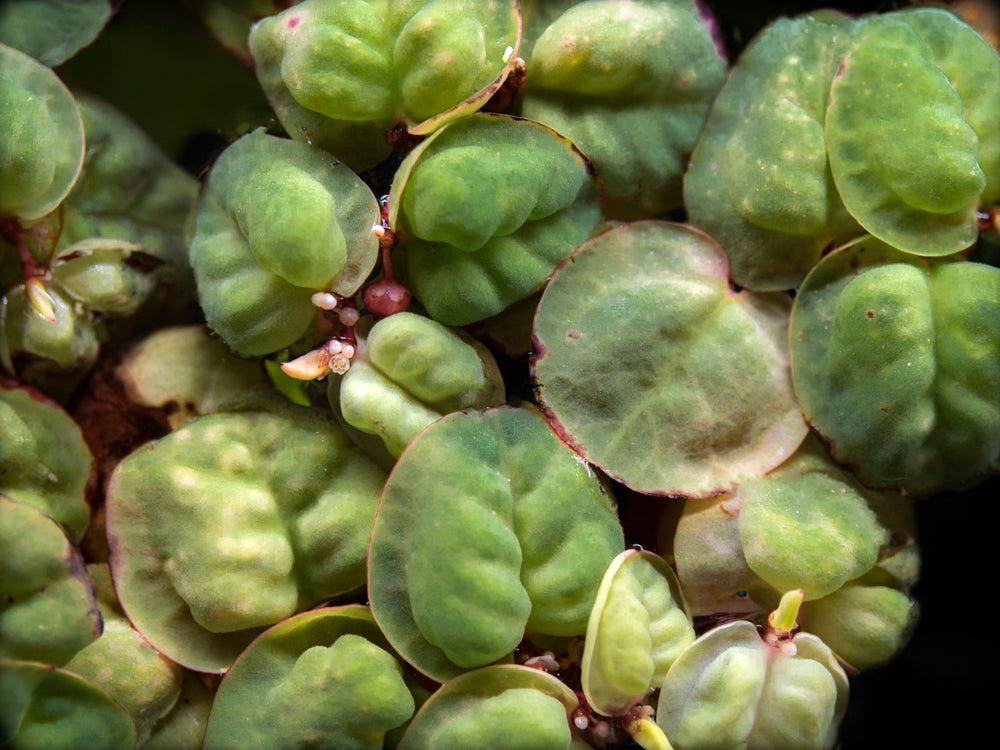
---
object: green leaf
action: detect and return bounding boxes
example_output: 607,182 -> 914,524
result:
0,660 -> 135,750
656,621 -> 849,750
672,435 -> 918,624
0,41 -> 84,220
826,13 -> 987,255
50,240 -> 159,315
390,113 -> 602,325
517,0 -> 578,62
337,358 -> 443,459
520,0 -> 726,217
105,407 -> 387,673
368,405 -> 624,682
672,493 -> 773,618
891,8 -> 1000,206
0,0 -> 113,66
0,280 -> 100,385
365,313 -> 503,410
58,93 -> 199,273
790,237 -> 1000,495
203,607 -> 414,750
799,580 -> 918,671
249,0 -> 522,170
113,325 -> 272,431
65,564 -> 186,747
336,312 -> 506,456
397,665 -> 577,750
189,128 -> 379,356
0,384 -> 93,542
0,496 -> 101,667
140,671 -> 215,750
581,549 -> 695,716
532,221 -> 808,497
736,437 -> 888,600
683,14 -> 861,291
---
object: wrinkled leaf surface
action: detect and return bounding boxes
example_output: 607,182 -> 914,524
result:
106,407 -> 387,673
0,496 -> 101,666
390,113 -> 602,326
521,0 -> 726,217
581,549 -> 694,716
368,405 -> 624,682
790,237 -> 1000,495
203,606 -> 414,750
189,128 -> 379,355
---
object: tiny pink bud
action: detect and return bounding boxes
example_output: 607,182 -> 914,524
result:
362,276 -> 411,317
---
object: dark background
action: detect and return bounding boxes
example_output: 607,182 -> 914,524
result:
838,476 -> 999,747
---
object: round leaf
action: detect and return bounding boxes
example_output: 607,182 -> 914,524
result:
799,581 -> 918,671
51,240 -> 159,315
532,221 -> 808,497
891,8 -> 1000,206
520,0 -> 727,217
189,128 -> 379,356
337,358 -> 443,459
826,12 -> 988,255
0,384 -> 93,543
790,237 -> 1000,495
114,324 -> 271,431
398,665 -> 577,750
671,493 -> 773,618
249,0 -> 522,170
655,620 -> 849,750
736,437 -> 888,601
368,405 -> 624,682
0,41 -> 85,220
140,670 -> 214,750
0,660 -> 135,750
65,564 -> 185,747
0,281 -> 100,399
203,606 -> 414,750
0,496 -> 102,667
336,312 -> 506,457
57,92 -> 200,273
105,407 -> 387,673
390,113 -> 602,326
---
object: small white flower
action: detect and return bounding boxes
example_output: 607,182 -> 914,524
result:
311,292 -> 338,310
329,352 -> 351,374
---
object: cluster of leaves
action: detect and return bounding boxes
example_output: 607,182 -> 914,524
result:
1,1 -> 998,749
